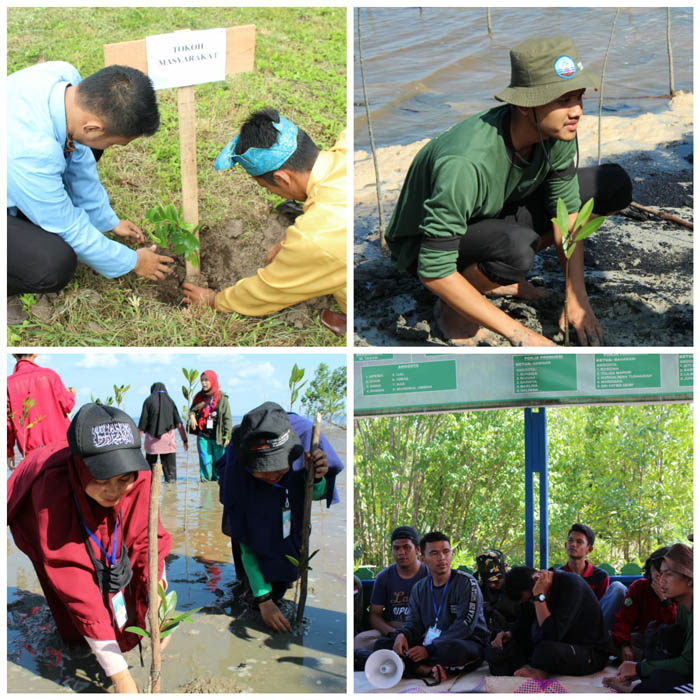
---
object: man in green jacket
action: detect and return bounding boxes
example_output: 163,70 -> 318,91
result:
386,35 -> 632,346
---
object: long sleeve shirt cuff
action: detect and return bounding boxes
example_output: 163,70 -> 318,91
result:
84,638 -> 128,677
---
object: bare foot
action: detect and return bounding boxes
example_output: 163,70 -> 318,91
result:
485,280 -> 551,300
514,665 -> 549,680
602,675 -> 633,693
433,300 -> 497,347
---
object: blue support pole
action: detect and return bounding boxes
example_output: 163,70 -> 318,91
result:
524,407 -> 549,569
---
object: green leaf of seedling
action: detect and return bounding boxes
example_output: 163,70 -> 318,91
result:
163,608 -> 202,627
573,197 -> 595,233
286,555 -> 300,566
159,626 -> 177,639
307,549 -> 320,562
125,626 -> 150,638
165,590 -> 177,615
574,216 -> 606,241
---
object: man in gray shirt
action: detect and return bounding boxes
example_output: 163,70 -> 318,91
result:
393,531 -> 489,683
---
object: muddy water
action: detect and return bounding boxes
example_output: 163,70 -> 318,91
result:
7,426 -> 347,693
354,7 -> 693,149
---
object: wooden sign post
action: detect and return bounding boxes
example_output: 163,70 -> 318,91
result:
104,25 -> 255,279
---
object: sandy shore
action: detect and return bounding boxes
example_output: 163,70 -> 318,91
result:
354,92 -> 693,346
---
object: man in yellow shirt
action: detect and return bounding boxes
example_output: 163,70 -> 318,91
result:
182,109 -> 347,334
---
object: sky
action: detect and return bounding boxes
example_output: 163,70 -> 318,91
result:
6,351 -> 346,421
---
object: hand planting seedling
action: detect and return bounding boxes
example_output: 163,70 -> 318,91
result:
145,204 -> 202,268
551,197 -> 606,345
126,582 -> 201,641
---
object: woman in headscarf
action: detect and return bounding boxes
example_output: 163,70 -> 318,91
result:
7,404 -> 172,693
138,382 -> 188,483
605,542 -> 693,693
188,370 -> 232,482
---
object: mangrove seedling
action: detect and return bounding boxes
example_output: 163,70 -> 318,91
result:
286,549 -> 320,617
145,204 -> 202,267
9,396 -> 45,462
180,367 -> 199,532
125,582 -> 201,641
551,197 -> 606,345
288,363 -> 307,412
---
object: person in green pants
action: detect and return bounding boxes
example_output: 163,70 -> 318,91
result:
188,370 -> 232,481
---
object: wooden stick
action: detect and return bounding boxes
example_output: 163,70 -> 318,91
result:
629,201 -> 693,229
148,461 -> 163,693
177,85 -> 200,281
296,412 -> 321,626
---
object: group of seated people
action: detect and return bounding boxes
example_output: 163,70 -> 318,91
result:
354,523 -> 693,693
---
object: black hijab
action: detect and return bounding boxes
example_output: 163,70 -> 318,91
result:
138,382 -> 181,439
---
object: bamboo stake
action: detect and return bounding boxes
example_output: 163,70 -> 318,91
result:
629,201 -> 693,229
147,461 -> 163,692
356,8 -> 386,247
296,412 -> 321,626
598,9 -> 620,165
486,8 -> 492,36
667,8 -> 675,97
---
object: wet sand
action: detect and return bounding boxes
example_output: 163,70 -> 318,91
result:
354,92 -> 693,346
7,426 -> 347,693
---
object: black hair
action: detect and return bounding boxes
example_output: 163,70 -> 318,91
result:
644,546 -> 671,580
568,523 -> 595,547
504,566 -> 536,600
76,65 -> 160,138
419,531 -> 450,554
235,107 -> 320,184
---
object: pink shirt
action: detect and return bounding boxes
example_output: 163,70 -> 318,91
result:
144,429 -> 177,455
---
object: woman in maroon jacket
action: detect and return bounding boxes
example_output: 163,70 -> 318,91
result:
8,404 -> 172,693
610,547 -> 677,661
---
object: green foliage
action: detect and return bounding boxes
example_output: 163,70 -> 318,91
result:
125,582 -> 201,640
180,368 -> 199,423
300,364 -> 346,426
551,197 -> 606,344
145,203 -> 202,267
19,294 -> 37,311
285,548 -> 319,572
355,405 -> 692,571
8,396 -> 45,455
91,384 -> 130,409
288,363 -> 307,412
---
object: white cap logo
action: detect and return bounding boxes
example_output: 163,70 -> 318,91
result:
92,422 -> 133,448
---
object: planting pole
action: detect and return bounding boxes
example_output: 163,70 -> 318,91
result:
178,86 -> 200,281
148,461 -> 163,693
598,8 -> 619,165
296,412 -> 321,626
666,8 -> 675,97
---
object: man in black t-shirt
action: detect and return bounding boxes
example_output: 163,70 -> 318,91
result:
354,526 -> 428,650
485,566 -> 610,677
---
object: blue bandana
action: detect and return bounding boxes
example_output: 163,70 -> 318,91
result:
214,116 -> 299,175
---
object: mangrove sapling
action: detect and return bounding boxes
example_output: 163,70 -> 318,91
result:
551,197 -> 607,345
180,368 -> 199,533
8,396 -> 45,463
145,204 -> 202,268
288,363 -> 307,412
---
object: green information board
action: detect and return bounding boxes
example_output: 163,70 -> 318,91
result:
355,353 -> 692,417
362,360 -> 457,396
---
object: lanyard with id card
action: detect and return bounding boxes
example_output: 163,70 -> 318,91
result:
423,575 -> 450,646
282,491 -> 291,539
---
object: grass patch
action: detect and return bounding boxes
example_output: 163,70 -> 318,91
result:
7,7 -> 346,347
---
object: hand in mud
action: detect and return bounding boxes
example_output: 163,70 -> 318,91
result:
134,246 -> 174,281
182,282 -> 217,308
307,448 -> 328,480
265,241 -> 283,264
112,220 -> 145,244
111,668 -> 138,693
259,599 -> 292,633
393,632 -> 409,656
559,299 -> 603,346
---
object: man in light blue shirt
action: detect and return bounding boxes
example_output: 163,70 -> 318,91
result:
7,61 -> 174,317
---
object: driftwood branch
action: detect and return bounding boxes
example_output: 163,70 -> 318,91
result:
296,412 -> 321,626
148,462 -> 163,692
629,201 -> 693,229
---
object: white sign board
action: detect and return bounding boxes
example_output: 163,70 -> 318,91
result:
146,28 -> 226,90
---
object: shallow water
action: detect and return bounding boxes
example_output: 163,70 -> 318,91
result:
354,7 -> 693,149
7,426 -> 347,693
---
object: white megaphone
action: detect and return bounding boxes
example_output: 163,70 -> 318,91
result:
364,649 -> 405,689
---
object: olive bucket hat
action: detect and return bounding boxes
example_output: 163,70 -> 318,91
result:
495,35 -> 600,107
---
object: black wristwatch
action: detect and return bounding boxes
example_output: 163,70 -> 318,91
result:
534,593 -> 547,603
